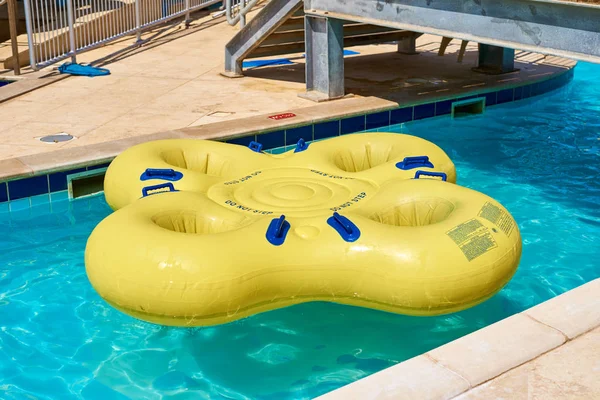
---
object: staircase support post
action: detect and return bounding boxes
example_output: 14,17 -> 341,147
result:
299,15 -> 344,102
473,44 -> 517,74
397,33 -> 419,55
224,46 -> 243,77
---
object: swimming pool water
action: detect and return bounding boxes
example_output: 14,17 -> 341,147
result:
1,63 -> 599,399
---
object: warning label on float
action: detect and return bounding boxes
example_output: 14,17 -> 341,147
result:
447,219 -> 498,261
223,171 -> 262,186
478,202 -> 514,237
310,169 -> 354,180
224,200 -> 273,215
330,192 -> 367,211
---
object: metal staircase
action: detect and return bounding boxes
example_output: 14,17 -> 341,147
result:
223,0 -> 421,77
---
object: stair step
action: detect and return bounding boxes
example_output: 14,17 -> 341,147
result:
248,30 -> 414,59
276,15 -> 305,32
275,16 -> 378,33
263,24 -> 404,47
224,0 -> 421,75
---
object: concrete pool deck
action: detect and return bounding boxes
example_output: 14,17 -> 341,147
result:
317,278 -> 600,400
0,6 -> 574,162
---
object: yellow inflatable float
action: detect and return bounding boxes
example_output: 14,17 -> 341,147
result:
85,133 -> 522,326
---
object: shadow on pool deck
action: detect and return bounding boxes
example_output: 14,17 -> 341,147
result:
244,41 -> 572,105
0,9 -> 574,164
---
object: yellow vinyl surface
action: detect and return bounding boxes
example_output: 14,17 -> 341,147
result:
85,133 -> 522,326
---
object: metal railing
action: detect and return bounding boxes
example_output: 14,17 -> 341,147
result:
222,0 -> 257,28
22,0 -> 222,69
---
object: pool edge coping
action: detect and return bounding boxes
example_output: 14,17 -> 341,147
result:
0,63 -> 575,186
314,278 -> 600,400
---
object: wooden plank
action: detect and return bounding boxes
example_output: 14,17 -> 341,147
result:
7,0 -> 20,74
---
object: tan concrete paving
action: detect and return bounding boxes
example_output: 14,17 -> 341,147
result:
317,279 -> 600,400
454,327 -> 600,400
0,6 -> 574,163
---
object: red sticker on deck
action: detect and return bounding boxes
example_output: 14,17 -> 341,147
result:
268,113 -> 296,120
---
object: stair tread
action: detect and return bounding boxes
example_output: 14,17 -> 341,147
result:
248,31 -> 414,58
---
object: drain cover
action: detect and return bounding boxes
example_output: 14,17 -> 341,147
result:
39,133 -> 74,143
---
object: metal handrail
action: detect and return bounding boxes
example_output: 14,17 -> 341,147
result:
22,0 -> 221,70
0,0 -> 6,6
225,0 -> 259,28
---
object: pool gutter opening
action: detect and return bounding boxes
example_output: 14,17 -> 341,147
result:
452,97 -> 486,118
68,168 -> 107,200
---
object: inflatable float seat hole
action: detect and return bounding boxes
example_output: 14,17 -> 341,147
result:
369,197 -> 455,227
334,143 -> 403,172
161,149 -> 231,176
152,210 -> 250,235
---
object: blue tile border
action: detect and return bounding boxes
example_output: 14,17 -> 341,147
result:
314,120 -> 340,140
241,69 -> 572,155
483,91 -> 497,106
285,125 -> 313,146
49,168 -> 86,192
514,86 -> 524,101
341,115 -> 366,135
414,103 -> 435,120
0,182 -> 7,203
0,162 -> 111,214
254,130 -> 285,149
226,135 -> 256,147
0,67 -> 575,213
366,111 -> 390,130
7,175 -> 48,200
497,88 -> 514,104
390,107 -> 413,124
435,99 -> 454,116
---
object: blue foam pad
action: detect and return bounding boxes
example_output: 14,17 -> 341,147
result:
58,63 -> 110,77
243,59 -> 294,69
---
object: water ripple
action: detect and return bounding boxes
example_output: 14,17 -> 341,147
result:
1,64 -> 600,399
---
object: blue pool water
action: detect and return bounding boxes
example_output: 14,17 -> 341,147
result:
1,63 -> 600,399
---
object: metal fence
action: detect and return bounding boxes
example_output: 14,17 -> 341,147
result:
22,0 -> 222,69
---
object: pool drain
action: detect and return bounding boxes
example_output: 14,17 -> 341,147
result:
39,133 -> 74,143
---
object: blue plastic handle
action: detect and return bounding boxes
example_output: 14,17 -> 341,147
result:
294,138 -> 309,153
140,168 -> 183,181
395,156 -> 434,170
141,182 -> 177,197
414,170 -> 447,181
327,212 -> 361,242
248,141 -> 263,153
266,215 -> 291,246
